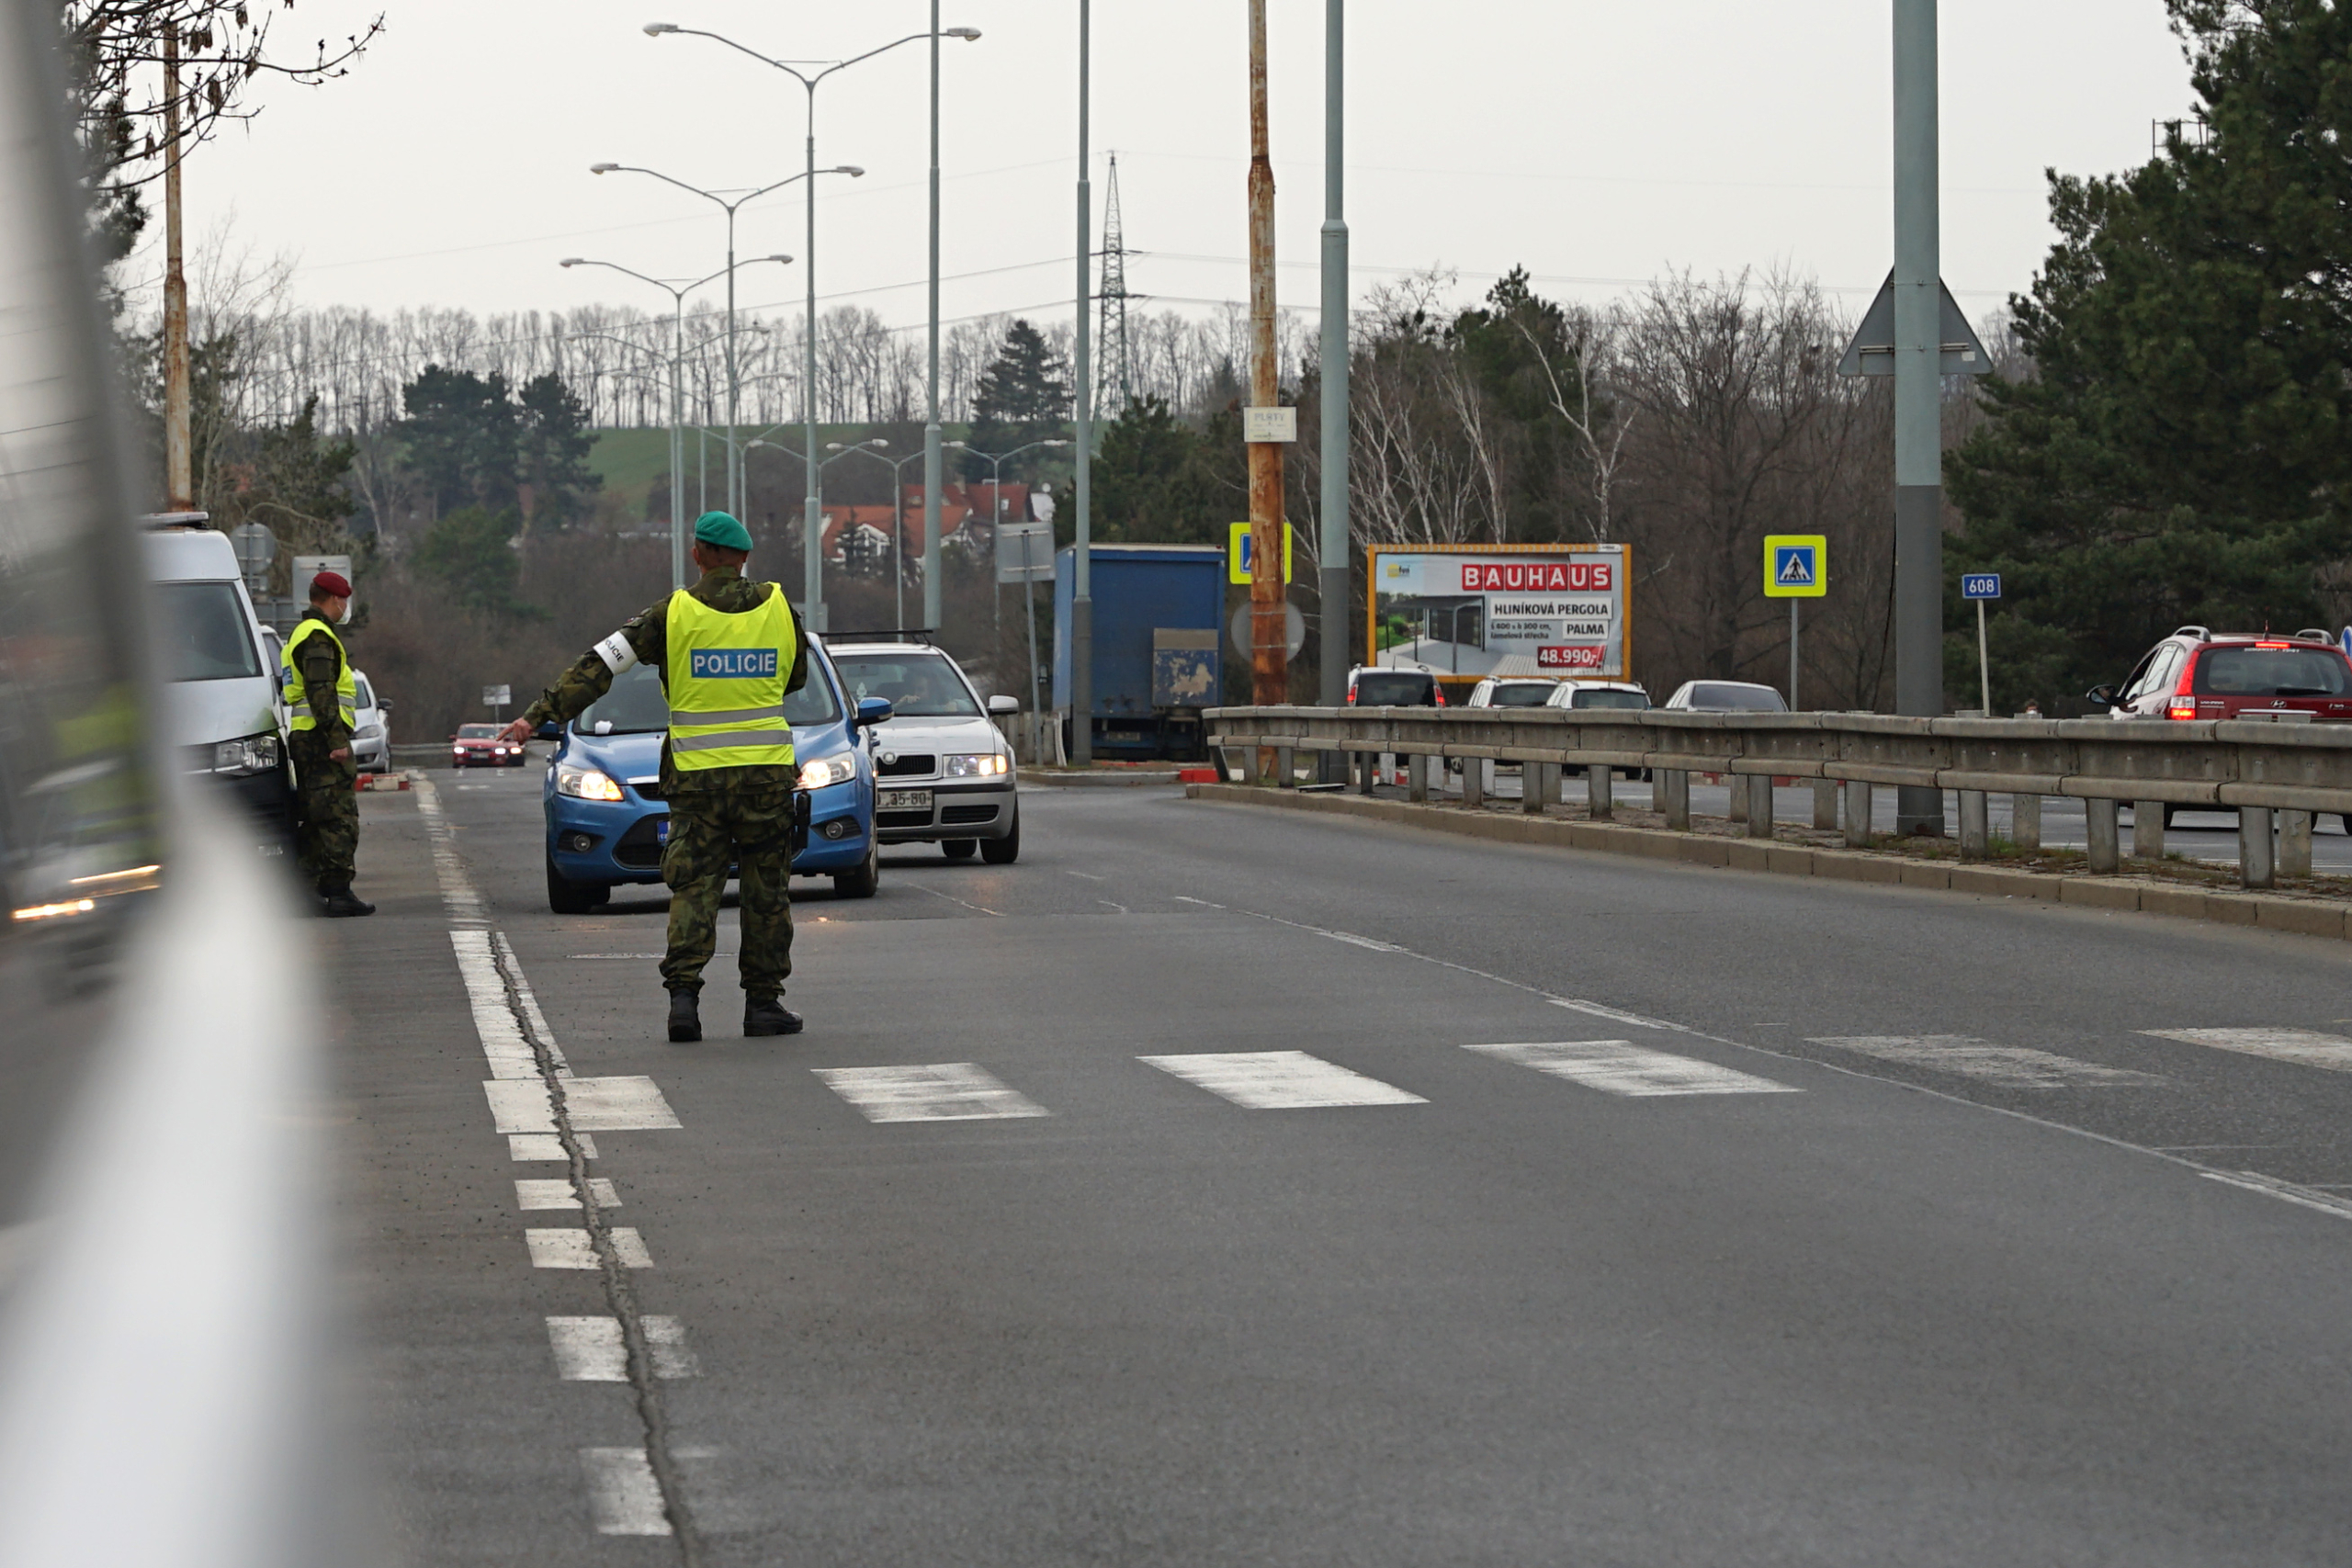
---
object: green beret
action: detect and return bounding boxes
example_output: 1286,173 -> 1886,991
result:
694,511 -> 753,552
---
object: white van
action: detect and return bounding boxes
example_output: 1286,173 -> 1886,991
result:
140,519 -> 296,853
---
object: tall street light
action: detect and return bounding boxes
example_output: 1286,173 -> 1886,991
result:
830,440 -> 926,632
588,159 -> 862,523
649,18 -> 980,636
748,435 -> 887,598
560,253 -> 792,587
1068,0 -> 1096,764
1317,0 -> 1351,745
948,437 -> 1069,732
926,11 -> 983,634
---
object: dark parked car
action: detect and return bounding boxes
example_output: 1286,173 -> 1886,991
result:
1345,666 -> 1446,706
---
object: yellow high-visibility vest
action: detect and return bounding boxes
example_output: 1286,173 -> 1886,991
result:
663,585 -> 797,772
280,615 -> 356,733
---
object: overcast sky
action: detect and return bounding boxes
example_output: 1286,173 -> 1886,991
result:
132,0 -> 2196,337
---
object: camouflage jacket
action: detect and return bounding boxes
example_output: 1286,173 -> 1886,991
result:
520,566 -> 809,795
290,608 -> 351,752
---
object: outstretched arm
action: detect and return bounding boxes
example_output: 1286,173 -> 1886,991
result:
501,603 -> 667,744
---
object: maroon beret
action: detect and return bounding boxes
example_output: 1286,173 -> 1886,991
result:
309,570 -> 353,600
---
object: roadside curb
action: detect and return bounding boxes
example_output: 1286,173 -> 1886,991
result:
1020,768 -> 1186,787
1182,783 -> 2352,943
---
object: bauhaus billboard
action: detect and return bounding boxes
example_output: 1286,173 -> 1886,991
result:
1366,543 -> 1631,681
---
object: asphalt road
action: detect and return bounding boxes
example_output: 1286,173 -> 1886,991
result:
337,758 -> 2352,1564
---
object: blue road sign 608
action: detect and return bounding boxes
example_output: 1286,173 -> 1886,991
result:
1962,573 -> 2002,601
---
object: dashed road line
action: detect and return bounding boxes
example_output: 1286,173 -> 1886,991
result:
2140,1027 -> 2352,1073
517,1178 -> 620,1211
1465,1041 -> 1800,1098
2200,1169 -> 2352,1222
548,1316 -> 698,1382
482,1075 -> 681,1135
813,1063 -> 1050,1122
898,880 -> 1006,917
1139,1051 -> 1428,1110
581,1447 -> 672,1535
527,1227 -> 655,1270
1811,1036 -> 2168,1089
511,1133 -> 598,1162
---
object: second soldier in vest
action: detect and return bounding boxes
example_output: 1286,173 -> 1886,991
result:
282,569 -> 374,918
503,512 -> 808,1042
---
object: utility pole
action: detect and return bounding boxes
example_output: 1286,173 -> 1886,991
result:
1246,0 -> 1286,750
1893,0 -> 1944,834
1069,0 -> 1094,766
1317,0 -> 1350,736
1096,153 -> 1135,419
923,0 -> 944,632
162,27 -> 193,513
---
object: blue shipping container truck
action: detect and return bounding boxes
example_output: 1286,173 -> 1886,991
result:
1053,544 -> 1225,760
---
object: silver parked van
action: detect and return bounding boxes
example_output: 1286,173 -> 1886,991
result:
140,519 -> 297,854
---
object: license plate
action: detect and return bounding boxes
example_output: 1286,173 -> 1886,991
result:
656,818 -> 670,844
878,789 -> 933,810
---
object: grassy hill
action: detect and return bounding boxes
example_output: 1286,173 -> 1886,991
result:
588,423 -> 981,511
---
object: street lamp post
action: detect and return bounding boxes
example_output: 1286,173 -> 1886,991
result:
831,441 -> 926,631
947,438 -> 1069,738
1318,0 -> 1351,755
649,19 -> 979,635
1070,0 -> 1094,765
588,159 -> 861,521
560,254 -> 791,587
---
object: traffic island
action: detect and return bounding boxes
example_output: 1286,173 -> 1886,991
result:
1182,781 -> 2352,942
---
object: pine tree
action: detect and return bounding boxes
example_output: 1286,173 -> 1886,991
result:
515,372 -> 597,533
964,320 -> 1070,479
1947,0 -> 2352,708
397,366 -> 519,519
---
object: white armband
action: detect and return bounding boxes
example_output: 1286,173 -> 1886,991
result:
594,630 -> 639,673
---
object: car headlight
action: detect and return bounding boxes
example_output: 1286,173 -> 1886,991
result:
212,733 -> 280,776
797,754 -> 855,790
554,761 -> 626,802
944,752 -> 1010,778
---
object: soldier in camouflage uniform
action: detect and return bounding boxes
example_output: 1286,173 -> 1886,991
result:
503,513 -> 808,1042
282,570 -> 373,917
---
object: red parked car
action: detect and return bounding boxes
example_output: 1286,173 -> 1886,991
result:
449,722 -> 526,768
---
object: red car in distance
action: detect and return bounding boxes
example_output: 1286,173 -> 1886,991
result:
449,722 -> 526,768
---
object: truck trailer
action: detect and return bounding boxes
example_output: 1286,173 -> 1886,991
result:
1051,544 -> 1225,761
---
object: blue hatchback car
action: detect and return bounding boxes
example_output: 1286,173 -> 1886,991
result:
541,642 -> 884,913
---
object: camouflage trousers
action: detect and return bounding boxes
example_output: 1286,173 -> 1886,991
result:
660,786 -> 794,998
292,740 -> 358,890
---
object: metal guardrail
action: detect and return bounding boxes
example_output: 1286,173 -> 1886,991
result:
1204,705 -> 2352,888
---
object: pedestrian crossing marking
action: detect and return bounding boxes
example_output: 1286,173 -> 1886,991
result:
812,1063 -> 1050,1122
516,1178 -> 621,1210
1464,1041 -> 1800,1097
547,1315 -> 697,1381
580,1448 -> 670,1535
1138,1050 -> 1427,1110
1811,1035 -> 2166,1089
2140,1028 -> 2352,1072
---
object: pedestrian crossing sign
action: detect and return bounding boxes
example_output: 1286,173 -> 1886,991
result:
1763,535 -> 1826,599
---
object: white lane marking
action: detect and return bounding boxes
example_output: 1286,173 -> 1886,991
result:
1549,998 -> 1705,1036
1138,1050 -> 1428,1110
1464,1041 -> 1800,1098
412,775 -> 487,929
527,1227 -> 654,1269
450,930 -> 569,1080
1064,870 -> 1106,882
516,1178 -> 620,1211
2201,1169 -> 2352,1221
493,931 -> 562,1060
812,1063 -> 1049,1123
482,1076 -> 681,1135
1811,1036 -> 2167,1089
2140,1028 -> 2352,1073
547,1315 -> 698,1381
509,1133 -> 598,1162
581,1448 -> 671,1535
898,881 -> 1005,917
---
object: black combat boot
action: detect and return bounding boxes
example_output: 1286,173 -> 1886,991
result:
319,884 -> 376,917
667,987 -> 702,1043
743,996 -> 803,1036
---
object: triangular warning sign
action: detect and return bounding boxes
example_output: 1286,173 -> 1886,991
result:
1777,549 -> 1814,585
1838,271 -> 1990,377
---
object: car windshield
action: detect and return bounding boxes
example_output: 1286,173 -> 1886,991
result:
1486,683 -> 1555,707
831,652 -> 980,717
354,674 -> 374,708
153,581 -> 261,682
2195,647 -> 2352,697
458,724 -> 500,739
576,658 -> 842,735
1572,689 -> 1651,710
1353,672 -> 1435,705
1686,682 -> 1788,712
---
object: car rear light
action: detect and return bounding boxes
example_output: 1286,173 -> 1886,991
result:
2166,699 -> 2198,720
2256,639 -> 2293,649
1345,689 -> 1356,705
1433,686 -> 1447,706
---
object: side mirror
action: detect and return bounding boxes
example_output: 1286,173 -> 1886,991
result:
988,694 -> 1020,716
377,697 -> 393,714
537,721 -> 562,740
855,697 -> 895,728
447,732 -> 457,741
2084,684 -> 2120,707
